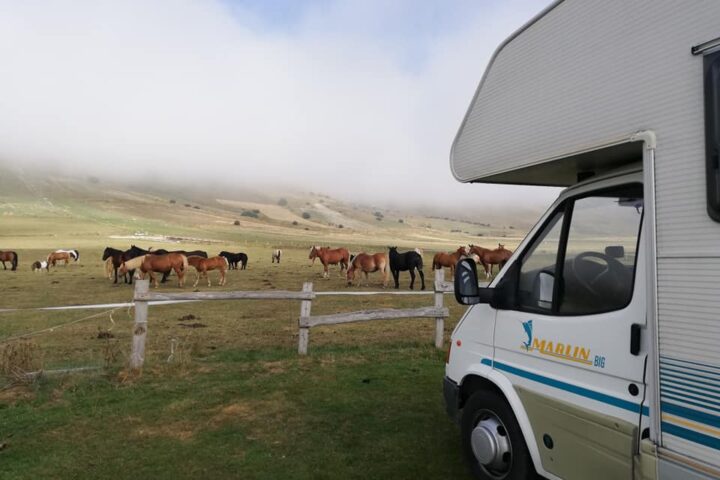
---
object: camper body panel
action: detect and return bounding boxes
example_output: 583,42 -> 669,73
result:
446,0 -> 720,475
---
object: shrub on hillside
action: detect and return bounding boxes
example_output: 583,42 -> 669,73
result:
241,210 -> 259,218
301,212 -> 311,219
278,198 -> 288,206
234,220 -> 240,225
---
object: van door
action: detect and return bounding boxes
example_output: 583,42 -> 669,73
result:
492,181 -> 648,479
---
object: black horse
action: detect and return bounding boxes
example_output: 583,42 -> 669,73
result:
219,251 -> 248,270
102,247 -> 125,284
388,247 -> 425,290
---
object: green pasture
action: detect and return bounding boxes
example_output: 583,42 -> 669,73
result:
0,243 -> 476,479
0,171 -> 529,479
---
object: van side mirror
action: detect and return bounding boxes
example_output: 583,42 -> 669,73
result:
454,258 -> 494,305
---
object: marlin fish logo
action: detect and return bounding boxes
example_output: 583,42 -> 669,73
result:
521,320 -> 533,351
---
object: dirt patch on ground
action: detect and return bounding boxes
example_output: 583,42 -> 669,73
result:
134,421 -> 197,442
0,385 -> 34,404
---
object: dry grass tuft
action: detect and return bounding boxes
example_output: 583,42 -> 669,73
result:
0,341 -> 43,385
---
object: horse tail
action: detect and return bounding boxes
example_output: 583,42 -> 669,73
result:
73,249 -> 80,262
182,254 -> 189,272
11,252 -> 18,271
416,254 -> 423,270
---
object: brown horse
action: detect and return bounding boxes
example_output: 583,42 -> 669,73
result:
188,255 -> 228,287
347,252 -> 389,287
309,246 -> 350,278
0,251 -> 18,271
475,244 -> 513,277
432,246 -> 469,276
469,244 -> 492,278
137,253 -> 188,288
47,251 -> 72,267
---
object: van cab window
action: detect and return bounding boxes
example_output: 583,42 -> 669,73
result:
515,184 -> 643,315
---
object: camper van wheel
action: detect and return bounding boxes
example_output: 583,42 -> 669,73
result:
461,390 -> 535,480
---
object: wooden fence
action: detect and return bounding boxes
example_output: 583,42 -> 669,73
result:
131,269 -> 453,369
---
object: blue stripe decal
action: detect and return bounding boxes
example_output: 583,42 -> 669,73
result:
662,422 -> 720,451
662,402 -> 720,429
661,393 -> 720,415
660,362 -> 720,381
661,383 -> 720,405
661,371 -> 720,393
481,358 -> 648,415
660,356 -> 720,374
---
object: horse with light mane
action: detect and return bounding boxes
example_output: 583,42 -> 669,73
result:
347,252 -> 389,287
187,256 -> 228,287
309,246 -> 350,278
47,250 -> 73,267
118,255 -> 147,281
432,246 -> 469,276
0,251 -> 18,271
55,249 -> 79,261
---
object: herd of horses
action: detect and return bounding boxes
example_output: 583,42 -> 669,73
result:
0,243 -> 513,289
101,245 -> 257,287
308,243 -> 513,289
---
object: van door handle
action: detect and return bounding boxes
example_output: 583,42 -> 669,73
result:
630,324 -> 641,355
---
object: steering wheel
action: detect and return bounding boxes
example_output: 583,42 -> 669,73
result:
570,251 -> 626,297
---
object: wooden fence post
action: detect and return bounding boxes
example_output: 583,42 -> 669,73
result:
131,279 -> 150,370
434,269 -> 445,349
298,282 -> 313,355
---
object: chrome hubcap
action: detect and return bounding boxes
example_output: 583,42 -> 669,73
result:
470,411 -> 512,478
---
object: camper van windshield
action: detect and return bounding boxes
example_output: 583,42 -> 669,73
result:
516,184 -> 643,316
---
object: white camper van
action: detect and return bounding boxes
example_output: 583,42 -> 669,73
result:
443,1 -> 720,479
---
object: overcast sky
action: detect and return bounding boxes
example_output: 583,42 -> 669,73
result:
0,0 -> 557,210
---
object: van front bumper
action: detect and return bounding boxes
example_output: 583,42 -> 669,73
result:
443,376 -> 461,423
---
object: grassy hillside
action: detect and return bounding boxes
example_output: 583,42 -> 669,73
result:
0,167 -> 527,253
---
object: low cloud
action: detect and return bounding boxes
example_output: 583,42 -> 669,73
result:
0,0 -> 557,210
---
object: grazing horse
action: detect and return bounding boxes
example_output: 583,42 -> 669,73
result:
47,251 -> 73,267
154,250 -> 208,283
104,257 -> 114,279
431,246 -> 469,276
119,245 -> 150,284
187,256 -> 229,287
0,251 -> 18,271
135,253 -> 188,288
32,260 -> 49,272
219,251 -> 248,270
272,249 -> 282,264
469,244 -> 492,278
309,246 -> 350,278
347,252 -> 389,287
54,249 -> 79,261
475,244 -> 513,277
388,247 -> 425,290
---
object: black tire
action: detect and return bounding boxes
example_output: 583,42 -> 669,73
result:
460,390 -> 536,480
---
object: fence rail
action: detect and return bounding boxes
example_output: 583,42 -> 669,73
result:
127,269 -> 455,368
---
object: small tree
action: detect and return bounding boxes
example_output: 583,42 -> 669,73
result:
398,218 -> 404,223
234,220 -> 240,225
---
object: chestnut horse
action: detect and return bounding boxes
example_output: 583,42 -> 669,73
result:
469,244 -> 492,278
0,251 -> 18,271
47,251 -> 73,267
475,244 -> 513,277
121,254 -> 187,288
187,256 -> 228,287
432,246 -> 469,276
347,252 -> 388,287
309,246 -> 350,278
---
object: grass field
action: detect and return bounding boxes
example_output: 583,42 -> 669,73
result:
0,171 -> 529,479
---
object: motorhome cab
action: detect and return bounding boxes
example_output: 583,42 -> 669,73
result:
443,2 -> 720,479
